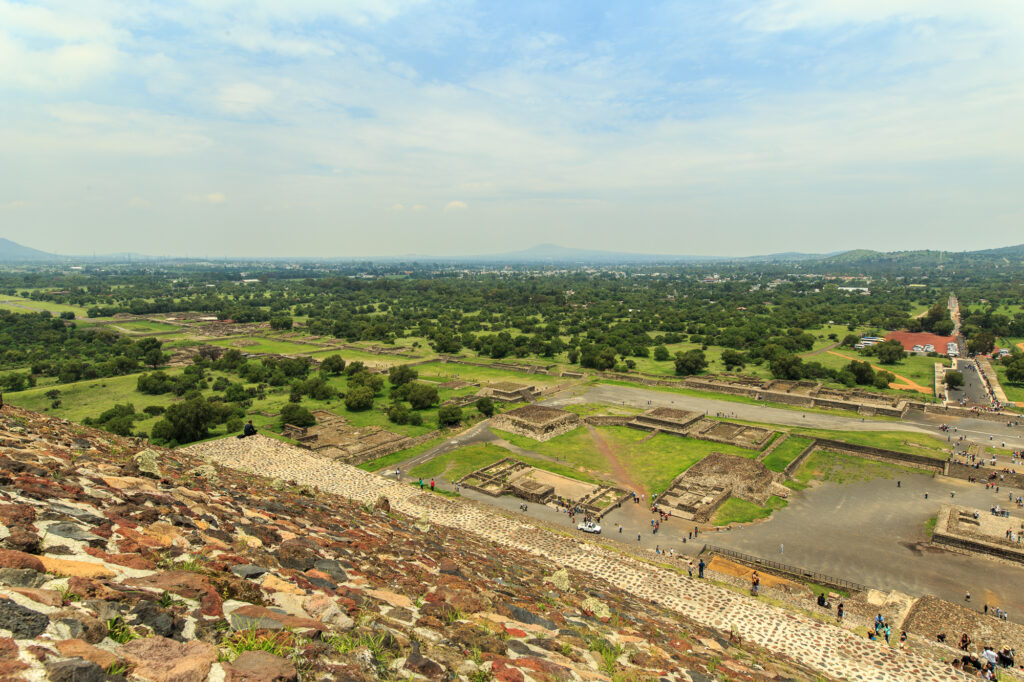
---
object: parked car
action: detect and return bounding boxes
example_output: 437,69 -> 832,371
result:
577,521 -> 601,534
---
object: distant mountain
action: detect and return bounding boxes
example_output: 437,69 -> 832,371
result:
0,237 -> 60,262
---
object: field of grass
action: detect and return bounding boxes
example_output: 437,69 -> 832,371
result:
413,361 -> 563,386
791,427 -> 949,459
991,362 -> 1024,405
0,296 -> 93,317
761,436 -> 814,472
408,443 -> 508,482
210,337 -> 324,355
308,348 -> 413,369
807,350 -> 948,389
711,495 -> 788,526
4,361 -> 483,444
493,425 -> 759,495
112,320 -> 181,333
357,434 -> 449,472
786,450 -> 922,490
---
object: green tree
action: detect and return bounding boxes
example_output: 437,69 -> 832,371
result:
387,402 -> 410,425
848,360 -> 875,385
344,386 -> 375,411
874,340 -> 906,364
281,403 -> 316,427
388,364 -> 418,387
320,354 -> 346,375
475,396 -> 495,417
270,316 -> 293,330
407,382 -> 439,410
438,404 -> 462,426
653,345 -> 670,362
720,349 -> 746,370
151,396 -> 218,446
674,349 -> 707,376
967,331 -> 995,355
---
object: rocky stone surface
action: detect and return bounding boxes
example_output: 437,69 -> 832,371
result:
0,404 -> 962,681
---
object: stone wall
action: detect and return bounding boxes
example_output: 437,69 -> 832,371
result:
931,505 -> 1024,565
925,404 -> 1021,422
343,429 -> 442,467
584,416 -> 633,427
946,461 -> 1024,488
811,438 -> 945,472
782,441 -> 821,477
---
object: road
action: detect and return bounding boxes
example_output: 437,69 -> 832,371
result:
947,360 -> 992,407
543,382 -> 1024,449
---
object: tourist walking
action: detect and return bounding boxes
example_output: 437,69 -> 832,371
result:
698,558 -> 705,578
430,478 -> 435,491
837,603 -> 844,622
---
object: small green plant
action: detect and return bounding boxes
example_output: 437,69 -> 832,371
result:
468,647 -> 483,666
157,591 -> 181,608
106,661 -> 130,677
107,617 -> 139,644
559,642 -> 573,658
222,630 -> 305,662
468,669 -> 493,682
59,586 -> 81,603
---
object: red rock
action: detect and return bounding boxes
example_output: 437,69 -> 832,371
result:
118,636 -> 217,682
83,546 -> 156,570
55,638 -> 117,669
11,588 -> 62,607
66,576 -> 121,601
124,571 -> 223,617
0,637 -> 28,677
0,549 -> 44,572
504,627 -> 527,638
490,659 -> 524,682
223,650 -> 298,681
0,503 -> 36,526
229,605 -> 326,634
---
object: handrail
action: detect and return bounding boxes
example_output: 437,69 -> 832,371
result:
702,544 -> 871,593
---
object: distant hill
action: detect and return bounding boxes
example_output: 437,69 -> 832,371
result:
462,243 -> 711,264
0,237 -> 59,262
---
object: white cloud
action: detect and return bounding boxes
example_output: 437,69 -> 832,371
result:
0,200 -> 28,210
0,33 -> 120,91
444,200 -> 467,212
127,197 -> 150,207
217,83 -> 275,114
184,193 -> 227,204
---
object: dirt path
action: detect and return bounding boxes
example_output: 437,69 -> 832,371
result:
824,350 -> 933,394
585,424 -> 644,495
801,341 -> 840,357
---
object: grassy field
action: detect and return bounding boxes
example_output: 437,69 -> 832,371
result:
493,425 -> 759,495
790,427 -> 950,459
408,443 -> 508,482
112,320 -> 182,333
308,348 -> 414,369
761,436 -> 814,472
711,495 -> 788,526
0,296 -> 93,317
786,450 -> 923,490
991,362 -> 1024,405
4,362 -> 481,443
413,361 -> 563,386
210,337 -> 325,355
807,350 -> 948,389
357,435 -> 449,472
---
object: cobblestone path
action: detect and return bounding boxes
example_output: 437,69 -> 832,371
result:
184,436 -> 961,682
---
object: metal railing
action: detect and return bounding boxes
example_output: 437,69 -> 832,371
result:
702,544 -> 872,594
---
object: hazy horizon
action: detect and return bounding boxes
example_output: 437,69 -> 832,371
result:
2,1 -> 1022,258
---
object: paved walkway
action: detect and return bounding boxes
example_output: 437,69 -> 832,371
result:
186,436 -> 961,682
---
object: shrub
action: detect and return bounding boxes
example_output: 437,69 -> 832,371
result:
280,403 -> 316,427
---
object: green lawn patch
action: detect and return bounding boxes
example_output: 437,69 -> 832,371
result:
413,361 -> 562,386
409,443 -> 507,482
113,320 -> 181,333
357,434 -> 449,472
791,428 -> 949,459
210,337 -> 323,355
789,450 -> 922,488
761,436 -> 814,472
492,425 -> 758,496
711,496 -> 787,526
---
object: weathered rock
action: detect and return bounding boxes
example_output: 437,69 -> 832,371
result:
54,638 -> 118,669
404,644 -> 444,679
581,596 -> 611,619
230,564 -> 268,579
117,637 -> 217,682
52,608 -> 108,644
4,527 -> 42,554
130,600 -> 181,639
229,605 -> 326,634
497,603 -> 556,631
223,650 -> 298,681
11,587 -> 62,607
373,495 -> 390,513
46,521 -> 105,546
313,558 -> 347,583
124,571 -> 222,617
0,566 -> 48,587
0,599 -> 48,638
38,556 -> 116,579
45,657 -> 108,682
133,449 -> 162,478
544,568 -> 571,592
0,548 -> 45,572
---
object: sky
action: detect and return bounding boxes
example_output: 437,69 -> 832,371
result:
1,1 -> 1023,258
